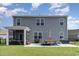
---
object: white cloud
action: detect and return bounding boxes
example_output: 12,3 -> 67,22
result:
0,7 -> 28,16
68,16 -> 76,20
0,3 -> 12,6
0,7 -> 16,16
0,7 -> 7,14
49,3 -> 67,10
32,3 -> 42,8
8,8 -> 28,16
55,6 -> 70,15
12,8 -> 27,13
67,16 -> 79,29
11,8 -> 28,14
68,21 -> 79,30
31,3 -> 42,10
70,20 -> 79,24
49,3 -> 69,15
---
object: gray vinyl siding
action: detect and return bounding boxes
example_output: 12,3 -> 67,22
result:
13,17 -> 68,42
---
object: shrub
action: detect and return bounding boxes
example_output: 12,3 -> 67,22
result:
34,39 -> 40,43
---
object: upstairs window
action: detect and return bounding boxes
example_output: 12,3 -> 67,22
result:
59,18 -> 64,25
16,18 -> 21,26
36,19 -> 40,26
41,19 -> 44,26
36,18 -> 45,26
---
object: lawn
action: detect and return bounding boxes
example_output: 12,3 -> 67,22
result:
0,45 -> 79,56
0,41 -> 79,56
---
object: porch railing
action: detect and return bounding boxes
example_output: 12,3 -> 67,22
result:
9,39 -> 24,45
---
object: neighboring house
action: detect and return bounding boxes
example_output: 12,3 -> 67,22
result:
5,16 -> 68,45
68,29 -> 79,41
0,29 -> 7,39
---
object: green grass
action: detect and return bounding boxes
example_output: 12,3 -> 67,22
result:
0,45 -> 79,56
0,41 -> 79,56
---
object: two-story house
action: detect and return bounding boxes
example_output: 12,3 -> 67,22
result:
5,16 -> 68,45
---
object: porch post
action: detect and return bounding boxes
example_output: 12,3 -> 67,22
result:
6,29 -> 9,45
24,29 -> 26,46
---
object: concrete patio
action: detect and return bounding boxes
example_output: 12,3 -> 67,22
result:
24,43 -> 79,47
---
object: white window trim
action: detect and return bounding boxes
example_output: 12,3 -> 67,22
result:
16,18 -> 21,26
59,18 -> 64,25
35,18 -> 45,26
59,31 -> 64,40
33,31 -> 43,40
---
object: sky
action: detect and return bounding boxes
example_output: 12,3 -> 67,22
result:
0,3 -> 79,30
